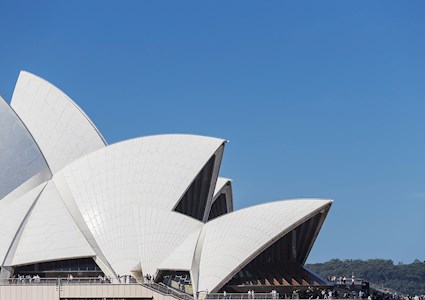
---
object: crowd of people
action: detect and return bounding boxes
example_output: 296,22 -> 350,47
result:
12,274 -> 42,284
7,273 -> 136,284
212,289 -> 425,300
327,275 -> 359,286
114,274 -> 134,284
6,272 -> 425,300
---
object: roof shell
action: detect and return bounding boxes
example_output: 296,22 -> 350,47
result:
10,71 -> 106,174
56,134 -> 224,275
137,208 -> 203,275
157,227 -> 202,271
12,181 -> 95,266
197,199 -> 332,292
0,182 -> 47,264
0,96 -> 50,200
213,177 -> 231,197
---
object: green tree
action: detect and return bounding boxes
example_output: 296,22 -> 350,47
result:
306,259 -> 425,295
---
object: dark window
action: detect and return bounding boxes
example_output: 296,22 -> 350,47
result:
174,155 -> 216,221
14,257 -> 103,278
208,193 -> 228,221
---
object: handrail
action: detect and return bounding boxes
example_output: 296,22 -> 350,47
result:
0,277 -> 194,300
206,293 -> 279,300
0,277 -> 405,298
143,282 -> 193,300
0,277 -> 137,285
0,278 -> 59,285
335,278 -> 403,296
368,282 -> 403,296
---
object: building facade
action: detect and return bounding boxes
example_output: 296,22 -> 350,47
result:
0,72 -> 332,298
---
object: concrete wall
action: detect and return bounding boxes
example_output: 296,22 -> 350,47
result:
60,284 -> 175,299
0,284 -> 180,300
0,285 -> 59,300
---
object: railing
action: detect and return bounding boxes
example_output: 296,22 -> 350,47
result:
368,282 -> 403,296
334,278 -> 403,296
0,278 -> 59,285
0,277 -> 137,285
335,280 -> 363,285
206,293 -> 279,300
0,277 -> 193,299
144,282 -> 193,300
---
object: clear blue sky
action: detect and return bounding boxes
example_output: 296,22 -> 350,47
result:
0,1 -> 424,264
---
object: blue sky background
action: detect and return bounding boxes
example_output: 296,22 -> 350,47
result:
0,1 -> 424,264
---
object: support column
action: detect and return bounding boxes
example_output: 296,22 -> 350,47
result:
0,266 -> 14,282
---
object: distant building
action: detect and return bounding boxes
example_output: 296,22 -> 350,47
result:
0,71 -> 332,297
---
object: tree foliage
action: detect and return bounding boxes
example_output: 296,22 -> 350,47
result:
306,259 -> 425,296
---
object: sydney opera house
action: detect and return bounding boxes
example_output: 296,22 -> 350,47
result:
0,71 -> 332,299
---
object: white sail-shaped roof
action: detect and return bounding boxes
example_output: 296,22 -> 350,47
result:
197,199 -> 332,292
12,181 -> 95,266
213,177 -> 231,197
56,134 -> 224,275
0,72 -> 334,292
0,96 -> 51,200
10,71 -> 106,173
0,183 -> 47,264
137,208 -> 202,275
59,135 -> 225,212
157,225 -> 202,272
